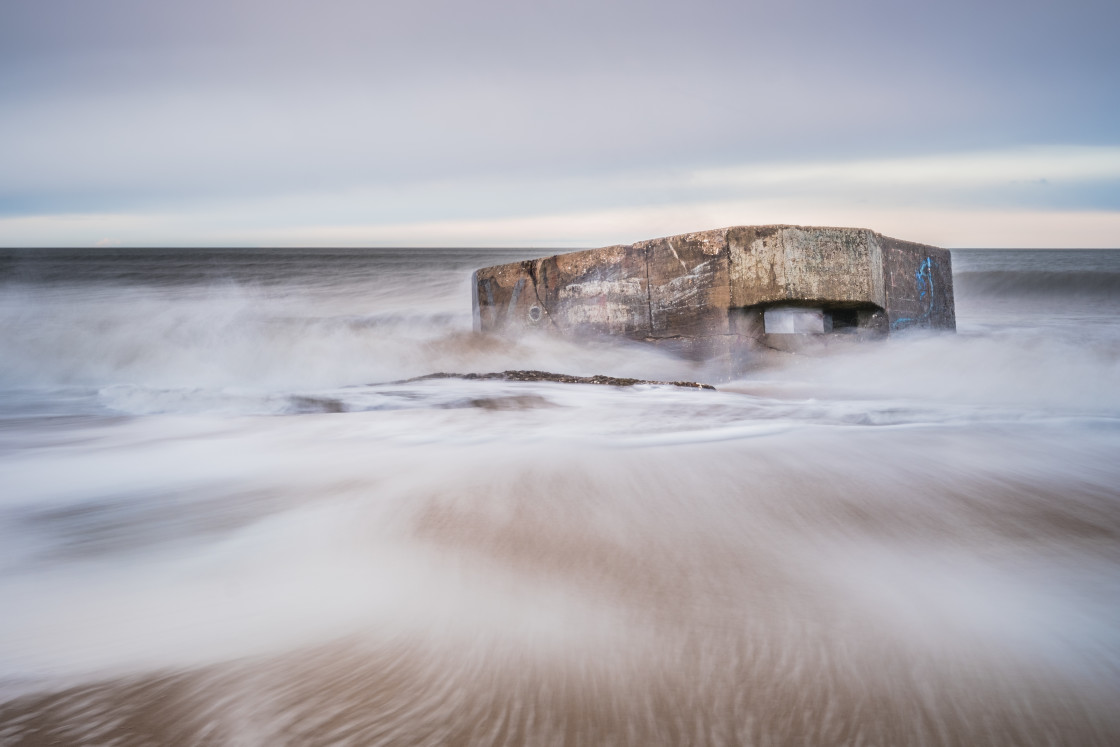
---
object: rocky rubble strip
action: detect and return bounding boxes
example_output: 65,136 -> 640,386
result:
398,370 -> 715,390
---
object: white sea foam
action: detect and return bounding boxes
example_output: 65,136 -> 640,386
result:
0,249 -> 1118,744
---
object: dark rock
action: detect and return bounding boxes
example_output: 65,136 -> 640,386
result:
402,371 -> 716,390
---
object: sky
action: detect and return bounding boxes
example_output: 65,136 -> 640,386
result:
1,0 -> 1118,248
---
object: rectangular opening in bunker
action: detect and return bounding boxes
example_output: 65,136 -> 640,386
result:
829,308 -> 860,330
761,305 -> 882,335
763,306 -> 830,334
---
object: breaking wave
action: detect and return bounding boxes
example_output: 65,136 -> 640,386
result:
955,269 -> 1120,298
1,248 -> 1119,745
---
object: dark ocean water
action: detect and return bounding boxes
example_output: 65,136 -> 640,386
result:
1,247 -> 1119,745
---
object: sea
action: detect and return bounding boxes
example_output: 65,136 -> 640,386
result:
0,247 -> 1118,745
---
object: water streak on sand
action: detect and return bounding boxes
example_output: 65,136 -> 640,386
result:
0,247 -> 1118,745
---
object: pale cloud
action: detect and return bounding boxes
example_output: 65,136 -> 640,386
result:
212,204 -> 1120,250
4,198 -> 1118,250
2,146 -> 1118,248
1,1 -> 1116,246
692,146 -> 1120,190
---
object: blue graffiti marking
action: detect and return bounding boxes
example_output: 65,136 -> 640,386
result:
891,257 -> 936,330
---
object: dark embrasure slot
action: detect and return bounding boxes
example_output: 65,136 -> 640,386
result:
829,308 -> 860,329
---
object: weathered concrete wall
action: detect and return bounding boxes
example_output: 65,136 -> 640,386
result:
473,225 -> 954,357
726,225 -> 885,309
879,234 -> 956,332
541,244 -> 651,337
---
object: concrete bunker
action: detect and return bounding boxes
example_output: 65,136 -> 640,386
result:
472,225 -> 954,360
